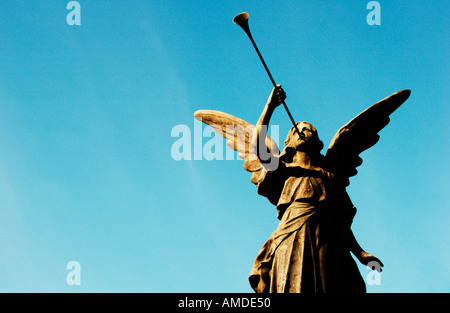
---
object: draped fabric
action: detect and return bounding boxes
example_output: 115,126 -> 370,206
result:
249,161 -> 366,293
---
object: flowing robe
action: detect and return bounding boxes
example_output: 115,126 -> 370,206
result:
249,160 -> 366,293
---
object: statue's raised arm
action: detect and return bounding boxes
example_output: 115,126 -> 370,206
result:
251,85 -> 286,170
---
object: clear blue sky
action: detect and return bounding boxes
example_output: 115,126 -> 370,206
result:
0,1 -> 448,292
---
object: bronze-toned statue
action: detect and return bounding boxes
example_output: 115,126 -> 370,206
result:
193,12 -> 411,293
194,86 -> 410,293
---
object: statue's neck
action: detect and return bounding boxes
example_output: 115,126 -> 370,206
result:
292,151 -> 312,168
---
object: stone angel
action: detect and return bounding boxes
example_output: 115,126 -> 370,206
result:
194,86 -> 410,293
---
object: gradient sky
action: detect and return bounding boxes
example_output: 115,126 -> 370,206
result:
0,1 -> 448,292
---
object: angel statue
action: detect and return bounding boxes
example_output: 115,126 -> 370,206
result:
194,85 -> 410,293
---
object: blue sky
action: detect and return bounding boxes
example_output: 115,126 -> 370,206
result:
0,1 -> 448,292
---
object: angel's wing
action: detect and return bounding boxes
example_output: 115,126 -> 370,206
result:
325,89 -> 411,186
193,109 -> 279,177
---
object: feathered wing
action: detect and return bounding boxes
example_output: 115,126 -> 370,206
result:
325,89 -> 411,186
193,110 -> 279,183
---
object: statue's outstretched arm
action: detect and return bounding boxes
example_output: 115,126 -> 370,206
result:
347,229 -> 384,271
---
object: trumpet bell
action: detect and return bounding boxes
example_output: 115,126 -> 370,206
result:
233,12 -> 249,26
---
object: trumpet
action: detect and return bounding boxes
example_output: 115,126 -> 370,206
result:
233,12 -> 301,137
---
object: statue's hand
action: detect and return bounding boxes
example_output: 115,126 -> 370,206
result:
267,85 -> 286,110
357,251 -> 384,272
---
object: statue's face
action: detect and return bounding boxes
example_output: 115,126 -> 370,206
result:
292,122 -> 315,149
283,121 -> 323,155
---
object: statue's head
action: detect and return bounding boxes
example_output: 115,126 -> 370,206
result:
279,121 -> 324,161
